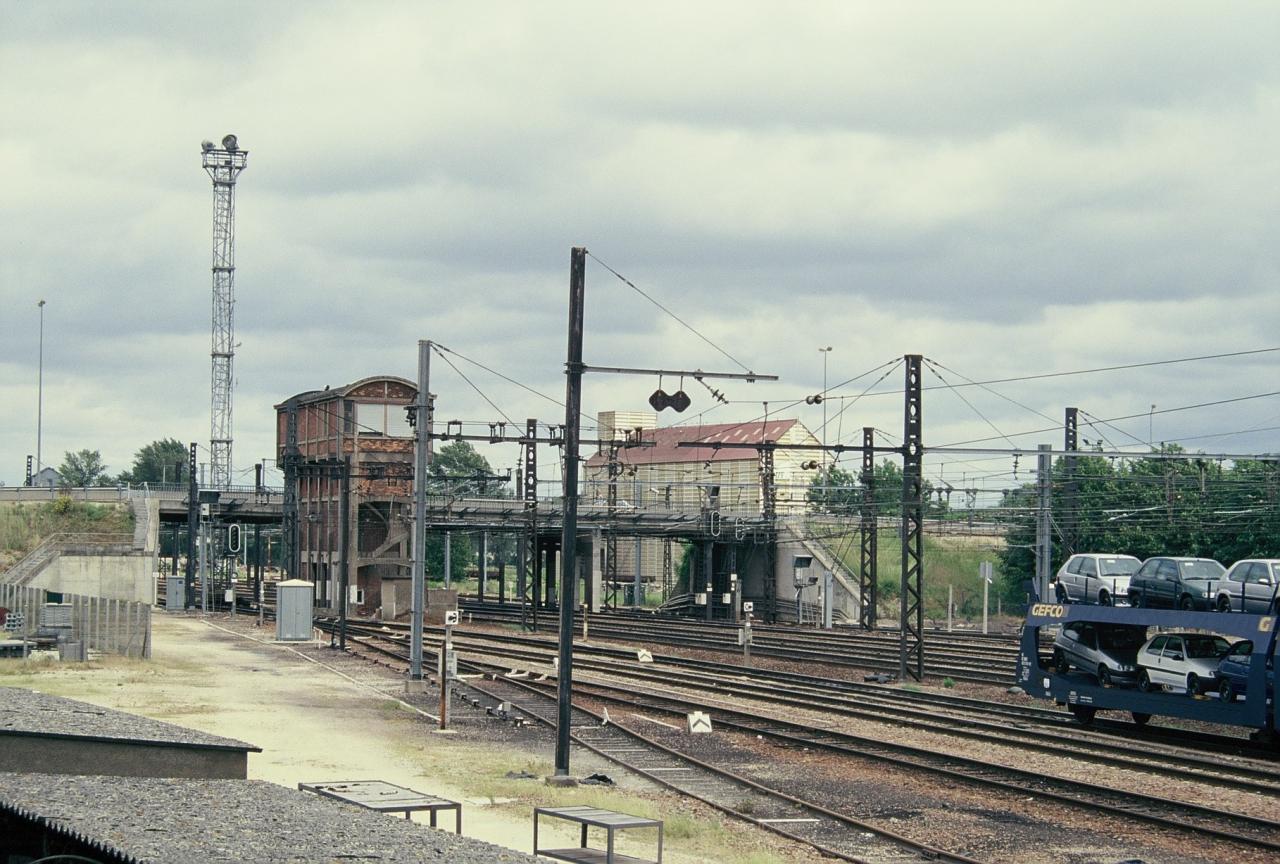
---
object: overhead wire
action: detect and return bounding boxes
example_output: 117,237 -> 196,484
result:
923,358 -> 1018,450
586,250 -> 754,374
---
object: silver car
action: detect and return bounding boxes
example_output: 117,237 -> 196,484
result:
1052,621 -> 1146,685
1055,554 -> 1141,606
1137,632 -> 1231,695
1214,559 -> 1280,614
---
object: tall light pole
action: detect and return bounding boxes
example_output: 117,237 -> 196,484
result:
201,134 -> 248,490
1149,404 -> 1156,451
36,300 -> 46,472
818,347 -> 832,473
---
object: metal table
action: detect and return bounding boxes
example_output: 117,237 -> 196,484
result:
298,780 -> 462,833
534,805 -> 662,864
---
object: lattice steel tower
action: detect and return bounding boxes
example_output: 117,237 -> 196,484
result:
201,134 -> 248,489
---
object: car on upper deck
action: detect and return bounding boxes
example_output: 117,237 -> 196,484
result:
1055,553 -> 1141,606
1214,559 -> 1280,614
1126,556 -> 1225,610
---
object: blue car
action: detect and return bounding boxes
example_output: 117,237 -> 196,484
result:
1216,640 -> 1275,702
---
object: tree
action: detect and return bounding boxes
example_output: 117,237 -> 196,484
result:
58,449 -> 112,486
118,438 -> 188,485
995,446 -> 1280,608
424,441 -> 514,584
430,441 -> 509,496
808,458 -> 946,517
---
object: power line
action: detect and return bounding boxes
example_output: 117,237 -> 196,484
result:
586,251 -> 754,374
923,359 -> 1018,450
433,342 -> 566,410
934,390 -> 1280,449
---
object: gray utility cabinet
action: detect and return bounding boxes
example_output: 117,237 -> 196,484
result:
165,577 -> 185,612
275,580 -> 315,641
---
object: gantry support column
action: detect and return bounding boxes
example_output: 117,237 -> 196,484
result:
859,426 -> 878,630
899,355 -> 924,681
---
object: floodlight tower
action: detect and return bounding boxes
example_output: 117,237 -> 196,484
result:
201,134 -> 248,490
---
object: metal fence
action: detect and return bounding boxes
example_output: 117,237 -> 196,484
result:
0,585 -> 152,659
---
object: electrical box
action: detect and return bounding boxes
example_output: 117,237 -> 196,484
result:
276,580 -> 315,641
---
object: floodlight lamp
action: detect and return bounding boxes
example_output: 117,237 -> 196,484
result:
222,134 -> 239,151
201,140 -> 215,152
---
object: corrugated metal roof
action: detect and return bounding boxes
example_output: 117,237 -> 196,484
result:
585,419 -> 799,467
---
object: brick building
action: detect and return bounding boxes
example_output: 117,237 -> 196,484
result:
584,412 -> 820,592
275,377 -> 416,615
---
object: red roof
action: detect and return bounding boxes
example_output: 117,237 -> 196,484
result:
586,419 -> 799,467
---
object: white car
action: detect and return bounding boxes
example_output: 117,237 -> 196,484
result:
1136,632 -> 1231,695
1055,553 -> 1141,606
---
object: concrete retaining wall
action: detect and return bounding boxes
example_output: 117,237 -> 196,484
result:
36,554 -> 156,604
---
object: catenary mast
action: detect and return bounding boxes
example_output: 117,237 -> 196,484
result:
201,134 -> 248,489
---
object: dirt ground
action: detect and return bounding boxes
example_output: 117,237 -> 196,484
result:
3,613 -> 805,864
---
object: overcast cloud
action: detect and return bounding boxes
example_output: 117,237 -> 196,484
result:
2,2 -> 1277,496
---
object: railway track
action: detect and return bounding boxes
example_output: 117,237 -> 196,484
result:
352,617 -> 1278,762
326,620 -> 1280,858
457,600 -> 1022,685
331,621 -> 986,863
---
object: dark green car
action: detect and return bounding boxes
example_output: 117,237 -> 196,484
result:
1126,557 -> 1225,610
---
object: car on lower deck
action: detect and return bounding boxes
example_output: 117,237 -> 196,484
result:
1055,553 -> 1140,606
1052,621 -> 1146,686
1216,639 -> 1254,702
1137,632 -> 1231,695
1214,559 -> 1280,614
1127,557 -> 1225,610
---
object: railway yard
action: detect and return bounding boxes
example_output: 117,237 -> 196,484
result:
276,601 -> 1279,863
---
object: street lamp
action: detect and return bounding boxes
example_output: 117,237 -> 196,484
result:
818,347 -> 832,472
36,300 -> 45,472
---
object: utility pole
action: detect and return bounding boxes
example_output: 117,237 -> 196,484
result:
1063,408 -> 1078,557
409,340 -> 431,689
1036,443 -> 1053,601
554,246 -> 587,781
338,456 -> 350,649
859,426 -> 877,630
818,346 -> 832,474
201,135 -> 247,490
36,299 -> 45,473
185,443 -> 198,609
281,399 -> 300,581
899,355 -> 924,682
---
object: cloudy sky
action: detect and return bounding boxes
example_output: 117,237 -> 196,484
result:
2,2 -> 1277,498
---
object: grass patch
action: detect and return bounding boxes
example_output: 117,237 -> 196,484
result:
0,501 -> 134,572
824,529 -> 1005,622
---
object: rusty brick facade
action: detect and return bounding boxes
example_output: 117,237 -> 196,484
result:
275,377 -> 416,616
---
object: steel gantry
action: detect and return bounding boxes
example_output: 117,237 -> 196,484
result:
520,418 -> 540,631
899,354 -> 925,682
281,398 -> 301,582
1063,407 -> 1079,557
859,426 -> 878,630
201,135 -> 247,490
